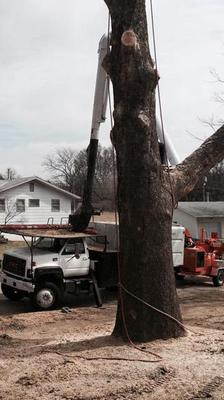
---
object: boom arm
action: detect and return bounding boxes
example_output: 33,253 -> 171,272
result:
70,34 -> 179,231
69,35 -> 109,231
81,35 -> 109,212
91,34 -> 109,142
156,120 -> 180,165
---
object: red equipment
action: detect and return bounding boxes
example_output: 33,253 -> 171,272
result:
179,228 -> 224,286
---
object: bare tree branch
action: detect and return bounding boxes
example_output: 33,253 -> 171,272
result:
214,92 -> 224,103
185,129 -> 205,142
210,68 -> 224,84
171,124 -> 224,200
198,115 -> 218,132
4,199 -> 24,224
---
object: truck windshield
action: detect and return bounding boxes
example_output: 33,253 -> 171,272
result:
34,237 -> 66,252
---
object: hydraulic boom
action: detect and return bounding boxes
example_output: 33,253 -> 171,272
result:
70,34 -> 179,231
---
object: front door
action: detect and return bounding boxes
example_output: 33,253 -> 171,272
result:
59,238 -> 90,277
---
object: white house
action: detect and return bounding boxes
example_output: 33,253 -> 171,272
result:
173,202 -> 224,239
0,176 -> 80,225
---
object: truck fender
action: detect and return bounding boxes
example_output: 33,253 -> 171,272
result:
212,268 -> 224,287
210,266 -> 224,277
34,267 -> 64,287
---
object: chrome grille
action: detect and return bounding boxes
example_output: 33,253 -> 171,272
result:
3,255 -> 26,277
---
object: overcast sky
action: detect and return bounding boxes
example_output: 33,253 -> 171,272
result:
0,0 -> 223,178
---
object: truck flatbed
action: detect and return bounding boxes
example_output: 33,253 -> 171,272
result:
0,226 -> 97,239
0,225 -> 117,255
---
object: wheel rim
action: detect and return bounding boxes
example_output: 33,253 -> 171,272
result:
36,288 -> 55,308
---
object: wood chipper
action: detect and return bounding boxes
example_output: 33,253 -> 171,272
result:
177,229 -> 224,286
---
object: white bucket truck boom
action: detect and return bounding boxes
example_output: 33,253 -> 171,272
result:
69,34 -> 180,231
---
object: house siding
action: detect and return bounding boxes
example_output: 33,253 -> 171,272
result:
173,208 -> 198,238
174,208 -> 224,240
0,181 -> 76,225
198,217 -> 224,239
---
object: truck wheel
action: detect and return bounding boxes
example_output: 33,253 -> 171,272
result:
32,282 -> 62,310
213,271 -> 224,287
1,284 -> 24,301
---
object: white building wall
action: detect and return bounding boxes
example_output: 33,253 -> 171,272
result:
222,221 -> 224,239
173,208 -> 198,238
0,181 -> 74,225
198,217 -> 224,239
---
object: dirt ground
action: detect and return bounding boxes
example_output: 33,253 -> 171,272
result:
0,230 -> 224,399
0,275 -> 224,399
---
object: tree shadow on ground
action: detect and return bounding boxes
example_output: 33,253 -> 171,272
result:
45,334 -> 124,355
0,333 -> 126,360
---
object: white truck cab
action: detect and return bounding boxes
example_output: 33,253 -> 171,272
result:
0,230 -> 103,310
33,236 -> 90,277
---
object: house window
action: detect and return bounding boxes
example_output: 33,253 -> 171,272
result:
0,199 -> 5,212
29,182 -> 34,192
29,199 -> 40,207
51,199 -> 60,212
16,199 -> 25,212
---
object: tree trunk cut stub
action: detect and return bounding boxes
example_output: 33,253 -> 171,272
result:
121,30 -> 139,48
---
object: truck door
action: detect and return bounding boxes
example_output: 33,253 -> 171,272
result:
59,238 -> 90,277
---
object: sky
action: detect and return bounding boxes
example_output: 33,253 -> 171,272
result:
0,0 -> 223,178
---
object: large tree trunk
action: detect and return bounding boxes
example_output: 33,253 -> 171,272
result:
104,0 -> 224,342
104,0 -> 183,341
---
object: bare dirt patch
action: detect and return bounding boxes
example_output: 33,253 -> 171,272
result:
0,279 -> 224,399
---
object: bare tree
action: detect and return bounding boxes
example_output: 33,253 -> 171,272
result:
201,68 -> 224,130
211,68 -> 224,105
43,148 -> 78,193
103,0 -> 224,342
0,168 -> 19,181
5,168 -> 19,180
43,146 -> 115,208
3,199 -> 24,224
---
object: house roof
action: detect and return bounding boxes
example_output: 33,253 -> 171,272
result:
0,176 -> 81,200
178,202 -> 224,218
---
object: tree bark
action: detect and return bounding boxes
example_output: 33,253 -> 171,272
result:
172,125 -> 224,200
104,0 -> 224,342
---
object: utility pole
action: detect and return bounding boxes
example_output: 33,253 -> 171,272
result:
203,176 -> 207,201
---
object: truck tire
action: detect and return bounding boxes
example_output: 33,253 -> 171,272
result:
32,281 -> 62,310
175,273 -> 185,281
213,271 -> 224,287
1,284 -> 24,301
